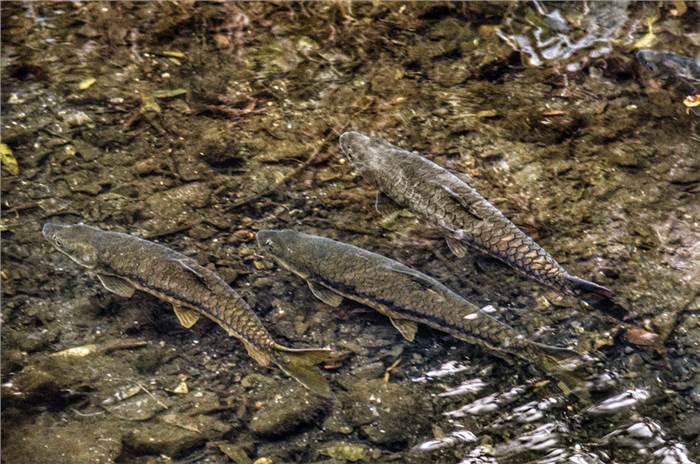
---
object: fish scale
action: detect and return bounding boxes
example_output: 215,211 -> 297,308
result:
339,131 -> 627,320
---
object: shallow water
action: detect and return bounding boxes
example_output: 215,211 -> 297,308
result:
1,2 -> 699,463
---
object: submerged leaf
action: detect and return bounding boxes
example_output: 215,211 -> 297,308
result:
153,88 -> 187,99
78,77 -> 96,90
140,95 -> 161,113
1,143 -> 19,175
51,344 -> 98,359
632,17 -> 657,49
158,50 -> 185,58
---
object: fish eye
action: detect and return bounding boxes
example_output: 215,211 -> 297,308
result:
264,238 -> 275,250
54,236 -> 63,247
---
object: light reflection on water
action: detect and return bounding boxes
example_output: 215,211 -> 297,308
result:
496,1 -> 631,70
411,357 -> 696,464
585,388 -> 650,415
494,421 -> 567,456
411,360 -> 471,382
444,384 -> 529,417
415,430 -> 478,452
439,378 -> 489,398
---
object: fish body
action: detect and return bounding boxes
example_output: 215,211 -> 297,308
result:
339,131 -> 625,320
256,229 -> 579,371
636,49 -> 700,95
636,49 -> 700,116
43,223 -> 331,396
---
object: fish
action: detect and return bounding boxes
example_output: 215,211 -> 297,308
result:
42,223 -> 332,397
256,229 -> 585,385
636,49 -> 700,116
339,131 -> 629,321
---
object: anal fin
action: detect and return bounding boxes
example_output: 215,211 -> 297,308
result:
308,281 -> 343,307
389,317 -> 418,342
97,274 -> 135,298
173,305 -> 201,328
445,237 -> 468,258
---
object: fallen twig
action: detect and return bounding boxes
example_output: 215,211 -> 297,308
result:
138,383 -> 170,409
100,338 -> 149,354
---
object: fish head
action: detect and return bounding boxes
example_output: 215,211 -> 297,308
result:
635,49 -> 663,73
339,131 -> 394,175
42,223 -> 99,269
256,229 -> 313,279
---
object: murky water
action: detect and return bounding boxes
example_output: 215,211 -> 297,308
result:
2,2 -> 699,463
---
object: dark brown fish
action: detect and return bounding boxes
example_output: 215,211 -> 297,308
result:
43,223 -> 332,396
339,131 -> 628,320
636,48 -> 700,117
256,229 -> 582,378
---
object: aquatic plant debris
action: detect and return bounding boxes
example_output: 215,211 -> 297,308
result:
1,143 -> 19,175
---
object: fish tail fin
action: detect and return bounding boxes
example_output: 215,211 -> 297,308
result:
528,343 -> 591,400
565,275 -> 614,299
530,341 -> 581,360
273,346 -> 333,398
565,275 -> 633,321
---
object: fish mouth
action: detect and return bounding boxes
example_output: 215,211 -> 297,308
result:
635,49 -> 656,70
42,222 -> 64,241
339,131 -> 371,160
255,229 -> 275,252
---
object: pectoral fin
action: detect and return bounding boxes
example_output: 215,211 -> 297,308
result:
389,317 -> 418,342
173,305 -> 200,328
97,274 -> 135,298
308,281 -> 343,307
445,237 -> 468,258
440,185 -> 482,220
243,340 -> 273,367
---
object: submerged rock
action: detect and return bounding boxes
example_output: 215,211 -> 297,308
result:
124,414 -> 231,457
2,418 -> 123,464
249,383 -> 330,437
343,379 -> 432,445
8,355 -> 98,401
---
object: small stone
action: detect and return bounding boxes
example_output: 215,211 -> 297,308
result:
72,139 -> 102,161
249,384 -> 330,437
125,414 -> 231,457
317,441 -> 381,462
62,110 -> 93,127
218,443 -> 253,464
233,229 -> 256,242
2,419 -> 122,464
214,34 -> 231,49
343,379 -> 432,445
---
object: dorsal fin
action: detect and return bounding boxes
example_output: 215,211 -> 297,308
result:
439,184 -> 483,220
386,264 -> 443,294
169,257 -> 225,293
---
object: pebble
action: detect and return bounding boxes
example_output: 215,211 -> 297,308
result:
249,384 -> 330,437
